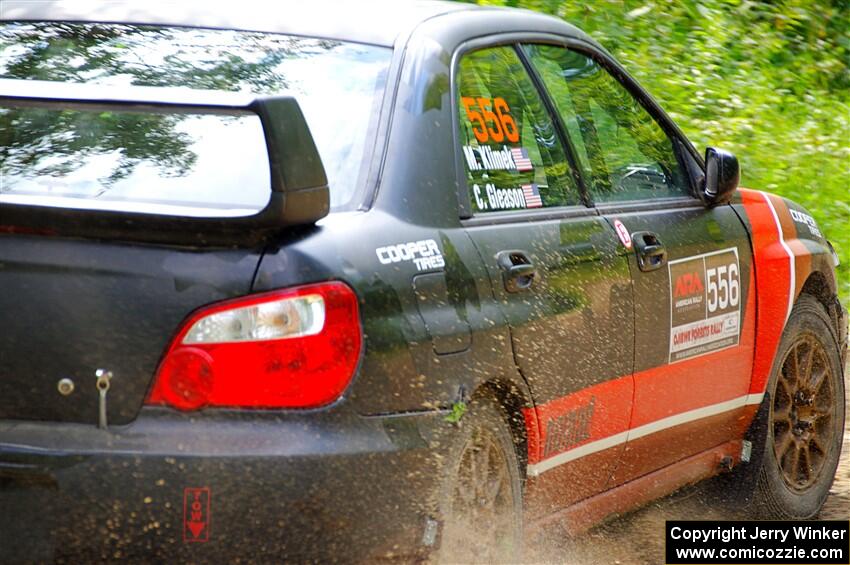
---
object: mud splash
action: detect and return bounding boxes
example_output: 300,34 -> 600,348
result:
530,392 -> 850,564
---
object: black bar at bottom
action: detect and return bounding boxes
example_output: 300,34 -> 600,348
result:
666,520 -> 849,564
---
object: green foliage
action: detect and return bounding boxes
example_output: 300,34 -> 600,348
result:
459,0 -> 850,302
444,400 -> 469,424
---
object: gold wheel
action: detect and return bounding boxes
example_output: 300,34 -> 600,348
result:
771,332 -> 837,492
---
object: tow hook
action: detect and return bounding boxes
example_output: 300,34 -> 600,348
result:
95,369 -> 113,430
718,455 -> 734,472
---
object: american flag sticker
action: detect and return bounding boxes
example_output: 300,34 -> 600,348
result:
510,147 -> 534,172
522,183 -> 543,208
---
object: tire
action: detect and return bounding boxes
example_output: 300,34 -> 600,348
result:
746,294 -> 846,518
436,394 -> 523,564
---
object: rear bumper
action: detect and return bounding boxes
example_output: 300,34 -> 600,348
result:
0,407 -> 446,563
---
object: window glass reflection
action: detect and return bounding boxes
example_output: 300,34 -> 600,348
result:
0,23 -> 390,211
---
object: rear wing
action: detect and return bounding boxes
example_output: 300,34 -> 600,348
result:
0,79 -> 329,246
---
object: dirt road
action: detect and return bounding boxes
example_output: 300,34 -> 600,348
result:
537,375 -> 850,564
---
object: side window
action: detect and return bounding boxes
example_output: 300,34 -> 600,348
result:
456,46 -> 579,213
523,44 -> 691,203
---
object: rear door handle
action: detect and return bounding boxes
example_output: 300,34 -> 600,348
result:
632,231 -> 667,272
496,250 -> 538,292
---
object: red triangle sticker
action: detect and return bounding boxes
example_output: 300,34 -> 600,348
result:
183,486 -> 211,542
187,521 -> 206,539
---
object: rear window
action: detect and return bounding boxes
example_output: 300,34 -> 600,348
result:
0,105 -> 270,216
0,23 -> 391,213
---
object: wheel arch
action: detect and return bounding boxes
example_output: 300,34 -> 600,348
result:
723,292 -> 845,513
470,375 -> 532,477
799,269 -> 845,350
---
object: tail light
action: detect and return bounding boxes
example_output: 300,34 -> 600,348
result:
146,282 -> 361,410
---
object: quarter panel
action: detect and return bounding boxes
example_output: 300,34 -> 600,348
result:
252,211 -> 526,416
0,236 -> 259,424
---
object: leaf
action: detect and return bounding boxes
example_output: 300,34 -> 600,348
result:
444,401 -> 468,424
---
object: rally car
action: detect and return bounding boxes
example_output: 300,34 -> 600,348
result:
0,1 -> 846,562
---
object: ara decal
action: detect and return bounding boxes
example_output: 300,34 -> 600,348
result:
668,248 -> 742,362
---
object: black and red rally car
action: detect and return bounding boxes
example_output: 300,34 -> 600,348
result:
0,1 -> 846,562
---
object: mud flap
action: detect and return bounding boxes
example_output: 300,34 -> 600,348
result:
712,390 -> 771,507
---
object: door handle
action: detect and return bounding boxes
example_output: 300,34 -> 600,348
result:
496,250 -> 538,293
632,231 -> 667,272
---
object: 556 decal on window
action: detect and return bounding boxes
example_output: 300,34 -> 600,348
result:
668,249 -> 742,362
461,96 -> 520,143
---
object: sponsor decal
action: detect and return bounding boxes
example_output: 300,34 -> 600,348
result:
376,239 -> 445,272
543,396 -> 595,458
183,487 -> 211,543
463,144 -> 533,172
668,248 -> 742,362
789,208 -> 823,238
614,219 -> 632,249
472,182 -> 545,211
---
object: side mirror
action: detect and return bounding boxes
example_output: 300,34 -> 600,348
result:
703,147 -> 739,206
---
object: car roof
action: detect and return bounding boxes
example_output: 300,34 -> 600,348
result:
0,0 -> 488,47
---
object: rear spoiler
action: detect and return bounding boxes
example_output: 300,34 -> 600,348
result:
0,79 -> 329,247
